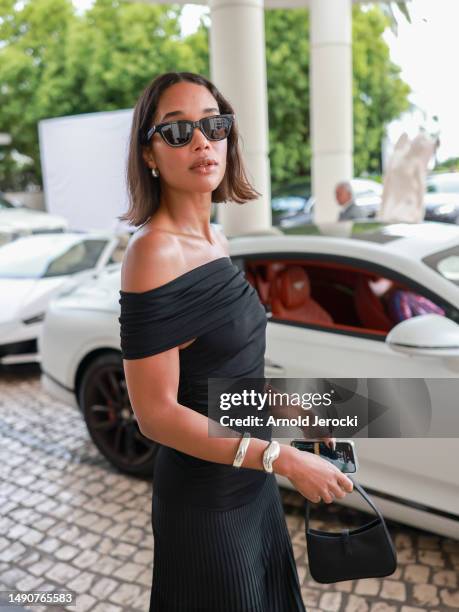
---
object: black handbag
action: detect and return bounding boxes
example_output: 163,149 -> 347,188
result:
304,477 -> 397,583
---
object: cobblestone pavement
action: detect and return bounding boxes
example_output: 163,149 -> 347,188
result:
0,365 -> 458,612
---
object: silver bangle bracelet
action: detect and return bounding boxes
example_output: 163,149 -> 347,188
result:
262,440 -> 281,473
232,432 -> 251,468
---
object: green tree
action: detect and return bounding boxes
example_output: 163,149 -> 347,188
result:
352,6 -> 410,174
377,0 -> 411,35
265,5 -> 411,190
0,0 -> 208,188
434,158 -> 459,173
0,0 -> 76,188
265,8 -> 311,189
0,1 -> 409,192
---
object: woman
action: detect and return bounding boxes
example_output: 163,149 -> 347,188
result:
118,71 -> 353,612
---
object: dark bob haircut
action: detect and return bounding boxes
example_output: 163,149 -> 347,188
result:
118,71 -> 261,228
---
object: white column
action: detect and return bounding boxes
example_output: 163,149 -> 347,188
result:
310,0 -> 353,223
209,0 -> 273,237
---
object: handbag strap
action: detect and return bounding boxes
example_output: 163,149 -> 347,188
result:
304,476 -> 384,531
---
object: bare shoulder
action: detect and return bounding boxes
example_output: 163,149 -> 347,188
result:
121,229 -> 185,293
213,224 -> 230,256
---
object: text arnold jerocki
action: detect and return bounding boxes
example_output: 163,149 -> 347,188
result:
219,414 -> 358,428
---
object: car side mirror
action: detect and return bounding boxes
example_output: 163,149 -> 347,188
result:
386,314 -> 459,357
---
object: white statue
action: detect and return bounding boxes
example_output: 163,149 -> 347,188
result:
379,131 -> 439,223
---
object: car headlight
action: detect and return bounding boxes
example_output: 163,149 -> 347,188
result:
436,204 -> 456,215
22,312 -> 46,325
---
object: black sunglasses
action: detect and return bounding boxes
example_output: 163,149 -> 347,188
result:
143,113 -> 235,147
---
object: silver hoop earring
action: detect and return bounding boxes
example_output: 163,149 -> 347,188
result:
151,168 -> 159,178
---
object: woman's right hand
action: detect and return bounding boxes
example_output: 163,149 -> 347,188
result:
287,446 -> 354,504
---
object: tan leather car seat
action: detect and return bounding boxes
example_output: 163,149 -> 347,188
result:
271,265 -> 334,325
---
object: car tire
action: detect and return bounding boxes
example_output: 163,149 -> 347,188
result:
78,352 -> 160,477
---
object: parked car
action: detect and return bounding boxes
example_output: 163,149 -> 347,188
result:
40,221 -> 459,538
424,193 -> 459,224
278,178 -> 459,227
275,178 -> 383,227
271,178 -> 312,225
0,231 -> 130,365
427,172 -> 459,194
0,191 -> 68,246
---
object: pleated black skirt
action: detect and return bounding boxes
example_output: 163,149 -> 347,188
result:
149,472 -> 306,612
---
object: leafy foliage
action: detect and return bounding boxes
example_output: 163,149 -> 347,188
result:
0,1 -> 409,192
373,0 -> 411,35
266,5 -> 411,190
434,158 -> 459,173
265,8 -> 311,187
0,0 -> 208,187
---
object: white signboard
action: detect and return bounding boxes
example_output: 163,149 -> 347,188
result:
39,109 -> 134,232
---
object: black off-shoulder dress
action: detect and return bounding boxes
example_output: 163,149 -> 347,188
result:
118,256 -> 306,612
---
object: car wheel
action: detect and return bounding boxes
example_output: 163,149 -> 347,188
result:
78,352 -> 159,477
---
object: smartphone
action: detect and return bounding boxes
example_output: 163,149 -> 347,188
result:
290,439 -> 358,473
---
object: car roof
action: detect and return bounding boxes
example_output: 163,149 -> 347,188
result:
229,221 -> 459,260
424,192 -> 459,204
7,230 -> 117,245
427,172 -> 459,182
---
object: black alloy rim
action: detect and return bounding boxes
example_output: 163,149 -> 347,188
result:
84,363 -> 157,469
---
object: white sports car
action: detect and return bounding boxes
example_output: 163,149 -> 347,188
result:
0,231 -> 130,365
40,221 -> 459,538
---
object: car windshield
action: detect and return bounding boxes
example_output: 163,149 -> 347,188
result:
423,246 -> 459,287
272,196 -> 306,212
0,235 -> 106,279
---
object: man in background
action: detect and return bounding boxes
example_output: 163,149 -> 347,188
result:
335,181 -> 361,220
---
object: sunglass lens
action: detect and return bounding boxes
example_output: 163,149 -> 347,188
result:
203,116 -> 232,140
161,122 -> 193,146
